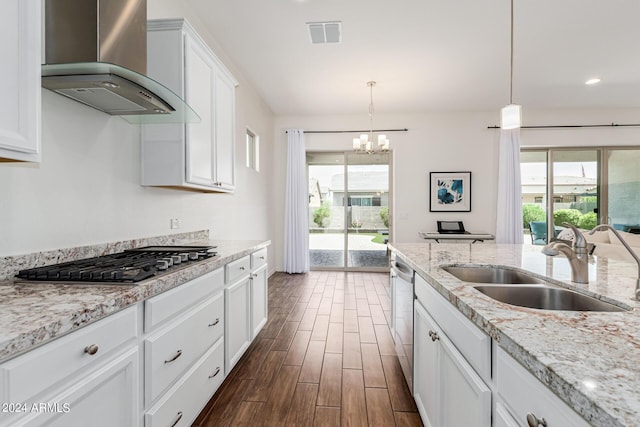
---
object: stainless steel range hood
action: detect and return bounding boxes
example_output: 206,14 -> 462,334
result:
42,0 -> 199,124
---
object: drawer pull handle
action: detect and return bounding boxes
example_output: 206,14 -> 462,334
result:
164,349 -> 183,364
170,411 -> 183,427
209,367 -> 221,378
209,318 -> 220,327
84,344 -> 99,355
240,266 -> 245,271
259,256 -> 265,259
526,412 -> 548,427
428,330 -> 440,342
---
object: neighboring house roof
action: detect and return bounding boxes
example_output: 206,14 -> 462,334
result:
521,175 -> 597,195
330,171 -> 388,192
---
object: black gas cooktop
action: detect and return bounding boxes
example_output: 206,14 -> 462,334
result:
15,246 -> 217,284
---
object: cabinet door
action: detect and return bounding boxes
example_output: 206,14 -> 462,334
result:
212,69 -> 236,190
439,327 -> 491,427
251,264 -> 268,338
0,0 -> 40,162
21,348 -> 139,427
185,35 -> 214,186
413,302 -> 439,427
225,277 -> 251,374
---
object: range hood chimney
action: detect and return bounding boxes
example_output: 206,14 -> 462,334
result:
42,0 -> 198,124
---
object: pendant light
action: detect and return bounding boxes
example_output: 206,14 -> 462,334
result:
353,81 -> 390,153
501,0 -> 521,129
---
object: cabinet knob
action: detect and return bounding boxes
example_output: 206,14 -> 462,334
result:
84,344 -> 99,355
240,266 -> 245,271
428,330 -> 440,342
208,318 -> 220,327
170,411 -> 183,427
164,349 -> 183,364
259,256 -> 265,260
526,412 -> 548,427
208,367 -> 221,379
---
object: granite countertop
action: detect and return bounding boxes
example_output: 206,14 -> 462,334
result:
389,242 -> 640,427
0,237 -> 270,364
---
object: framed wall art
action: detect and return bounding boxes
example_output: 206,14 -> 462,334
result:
429,171 -> 471,212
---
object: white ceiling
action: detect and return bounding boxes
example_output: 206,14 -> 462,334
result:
186,0 -> 640,116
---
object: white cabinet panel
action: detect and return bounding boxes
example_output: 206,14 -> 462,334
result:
413,302 -> 439,427
19,348 -> 139,427
495,346 -> 590,427
225,277 -> 251,374
142,19 -> 237,193
145,338 -> 224,427
1,306 -> 137,404
145,292 -> 223,404
251,263 -> 268,338
0,0 -> 40,162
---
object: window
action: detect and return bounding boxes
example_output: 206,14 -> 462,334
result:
246,127 -> 259,171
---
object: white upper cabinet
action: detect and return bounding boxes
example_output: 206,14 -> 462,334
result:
0,0 -> 41,162
141,19 -> 238,192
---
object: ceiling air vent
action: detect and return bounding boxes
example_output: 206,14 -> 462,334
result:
306,21 -> 342,44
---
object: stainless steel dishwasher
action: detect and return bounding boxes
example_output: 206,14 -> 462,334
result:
390,252 -> 415,392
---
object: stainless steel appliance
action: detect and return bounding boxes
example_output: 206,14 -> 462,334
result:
16,246 -> 216,284
42,0 -> 195,121
390,253 -> 415,391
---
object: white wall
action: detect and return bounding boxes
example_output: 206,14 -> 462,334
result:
0,1 -> 276,272
272,109 -> 640,271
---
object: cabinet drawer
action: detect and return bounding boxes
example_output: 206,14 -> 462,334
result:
145,337 -> 225,427
145,292 -> 223,404
495,346 -> 590,427
414,274 -> 491,382
225,255 -> 250,284
145,267 -> 224,332
1,306 -> 137,404
250,248 -> 267,269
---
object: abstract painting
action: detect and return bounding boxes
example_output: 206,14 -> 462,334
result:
429,171 -> 471,212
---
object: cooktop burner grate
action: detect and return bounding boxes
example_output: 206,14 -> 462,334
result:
15,246 -> 217,284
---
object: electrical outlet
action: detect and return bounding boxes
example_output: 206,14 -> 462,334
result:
170,218 -> 180,229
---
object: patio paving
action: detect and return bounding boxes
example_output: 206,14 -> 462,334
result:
309,233 -> 388,268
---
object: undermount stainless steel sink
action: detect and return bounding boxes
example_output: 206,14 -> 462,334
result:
474,285 -> 627,312
442,265 -> 544,284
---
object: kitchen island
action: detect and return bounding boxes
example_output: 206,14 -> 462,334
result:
390,242 -> 640,427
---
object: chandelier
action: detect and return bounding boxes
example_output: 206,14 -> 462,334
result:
500,0 -> 522,129
353,81 -> 390,153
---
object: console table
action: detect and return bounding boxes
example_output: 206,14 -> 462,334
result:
419,231 -> 495,243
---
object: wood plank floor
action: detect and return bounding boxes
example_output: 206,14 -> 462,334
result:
194,271 -> 423,427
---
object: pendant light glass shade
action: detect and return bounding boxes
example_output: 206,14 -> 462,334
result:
501,104 -> 522,129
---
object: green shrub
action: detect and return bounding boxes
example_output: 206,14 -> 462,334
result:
553,209 -> 582,227
379,207 -> 389,228
312,202 -> 331,227
522,204 -> 546,228
577,212 -> 598,230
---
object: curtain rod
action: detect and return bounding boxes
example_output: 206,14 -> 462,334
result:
285,128 -> 408,134
487,123 -> 640,129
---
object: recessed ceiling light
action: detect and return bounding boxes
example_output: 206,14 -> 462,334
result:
585,78 -> 601,85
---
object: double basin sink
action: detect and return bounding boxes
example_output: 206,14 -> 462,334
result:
441,265 -> 627,312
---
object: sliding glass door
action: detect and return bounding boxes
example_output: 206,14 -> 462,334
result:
307,152 -> 391,271
522,146 -> 640,243
605,148 -> 640,232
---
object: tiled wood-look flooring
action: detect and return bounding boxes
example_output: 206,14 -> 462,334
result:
194,271 -> 422,426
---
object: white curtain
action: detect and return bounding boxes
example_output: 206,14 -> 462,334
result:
495,129 -> 524,243
284,129 -> 310,273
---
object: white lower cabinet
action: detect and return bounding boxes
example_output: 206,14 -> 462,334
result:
250,263 -> 268,338
413,301 -> 491,427
0,306 -> 139,426
495,345 -> 590,427
225,274 -> 252,374
145,338 -> 224,427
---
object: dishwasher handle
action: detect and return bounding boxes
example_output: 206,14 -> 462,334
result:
391,261 -> 414,284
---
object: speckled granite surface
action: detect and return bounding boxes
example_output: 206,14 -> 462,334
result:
389,242 -> 640,427
0,233 -> 269,364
